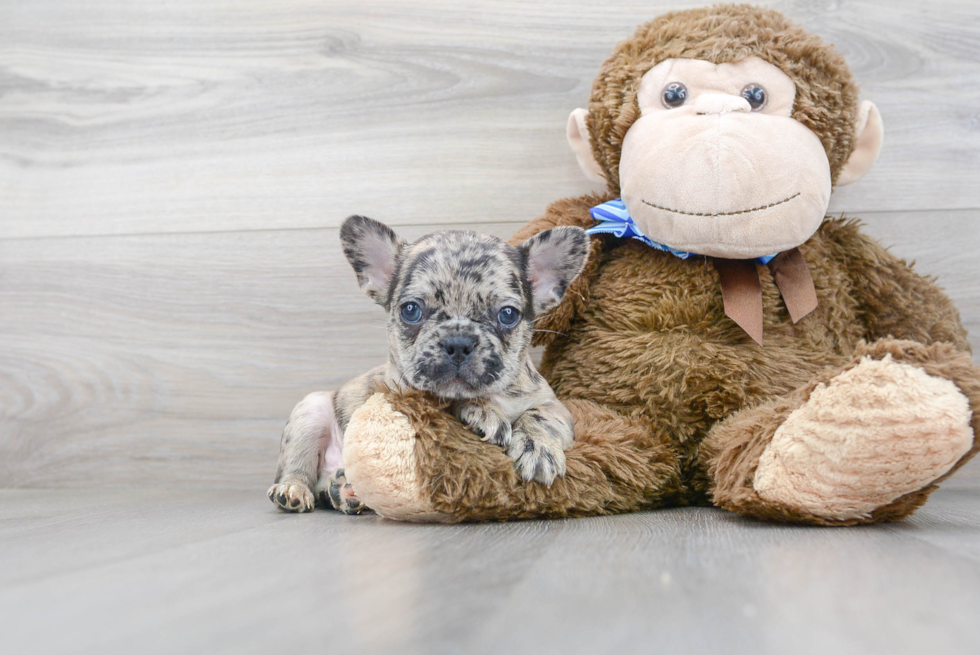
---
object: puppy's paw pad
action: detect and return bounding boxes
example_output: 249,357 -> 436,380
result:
456,404 -> 512,446
508,432 -> 566,486
267,482 -> 315,513
321,469 -> 367,515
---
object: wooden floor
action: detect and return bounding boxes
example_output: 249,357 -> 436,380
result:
2,1 -> 980,653
2,471 -> 980,655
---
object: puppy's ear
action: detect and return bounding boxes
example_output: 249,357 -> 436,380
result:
519,226 -> 590,316
340,215 -> 404,305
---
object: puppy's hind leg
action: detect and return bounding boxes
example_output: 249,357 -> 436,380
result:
317,468 -> 366,515
268,391 -> 340,513
313,420 -> 366,515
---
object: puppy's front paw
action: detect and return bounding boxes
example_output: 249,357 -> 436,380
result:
454,401 -> 513,447
267,482 -> 315,513
507,429 -> 566,486
318,469 -> 366,515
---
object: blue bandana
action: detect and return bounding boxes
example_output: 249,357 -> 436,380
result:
586,198 -> 776,265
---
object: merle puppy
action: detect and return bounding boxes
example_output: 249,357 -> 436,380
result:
268,215 -> 590,513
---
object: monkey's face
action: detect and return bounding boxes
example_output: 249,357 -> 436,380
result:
568,53 -> 883,261
621,57 -> 831,259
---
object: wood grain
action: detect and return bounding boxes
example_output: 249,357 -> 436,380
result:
1,0 -> 979,240
0,222 -> 517,487
0,212 -> 977,489
0,486 -> 978,654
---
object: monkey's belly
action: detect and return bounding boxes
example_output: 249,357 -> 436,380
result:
543,244 -> 850,444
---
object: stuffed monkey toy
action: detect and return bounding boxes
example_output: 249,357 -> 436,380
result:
338,4 -> 980,525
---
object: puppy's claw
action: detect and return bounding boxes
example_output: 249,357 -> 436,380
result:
454,402 -> 513,447
326,476 -> 343,508
268,482 -> 315,513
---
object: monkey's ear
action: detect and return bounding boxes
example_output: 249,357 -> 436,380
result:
340,215 -> 404,305
566,108 -> 606,184
519,226 -> 590,316
836,101 -> 884,186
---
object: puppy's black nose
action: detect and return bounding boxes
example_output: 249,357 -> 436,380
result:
442,334 -> 477,366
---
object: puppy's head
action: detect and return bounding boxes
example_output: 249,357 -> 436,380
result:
340,215 -> 589,399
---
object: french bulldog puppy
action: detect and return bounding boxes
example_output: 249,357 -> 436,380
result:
268,215 -> 590,513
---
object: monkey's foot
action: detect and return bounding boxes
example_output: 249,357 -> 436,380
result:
753,355 -> 973,520
267,482 -> 315,513
343,394 -> 452,522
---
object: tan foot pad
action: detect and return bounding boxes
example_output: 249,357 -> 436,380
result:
754,355 -> 973,520
342,393 -> 450,522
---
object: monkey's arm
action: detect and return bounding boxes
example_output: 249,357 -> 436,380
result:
829,219 -> 971,351
509,192 -> 615,346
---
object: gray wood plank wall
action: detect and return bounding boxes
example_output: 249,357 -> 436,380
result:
2,0 -> 979,488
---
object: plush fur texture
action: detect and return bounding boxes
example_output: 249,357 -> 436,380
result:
705,340 -> 980,526
753,356 -> 973,519
340,5 -> 979,524
344,391 -> 685,522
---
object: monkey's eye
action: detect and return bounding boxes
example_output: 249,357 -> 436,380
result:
661,82 -> 688,109
400,302 -> 423,324
740,84 -> 767,111
497,306 -> 521,328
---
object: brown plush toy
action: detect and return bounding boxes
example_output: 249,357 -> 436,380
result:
340,4 -> 980,525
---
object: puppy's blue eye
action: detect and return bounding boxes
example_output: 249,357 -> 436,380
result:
497,306 -> 521,328
400,302 -> 423,324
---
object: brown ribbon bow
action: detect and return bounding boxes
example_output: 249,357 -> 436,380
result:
712,247 -> 817,346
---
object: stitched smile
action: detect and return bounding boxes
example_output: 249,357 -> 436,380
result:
641,192 -> 800,217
